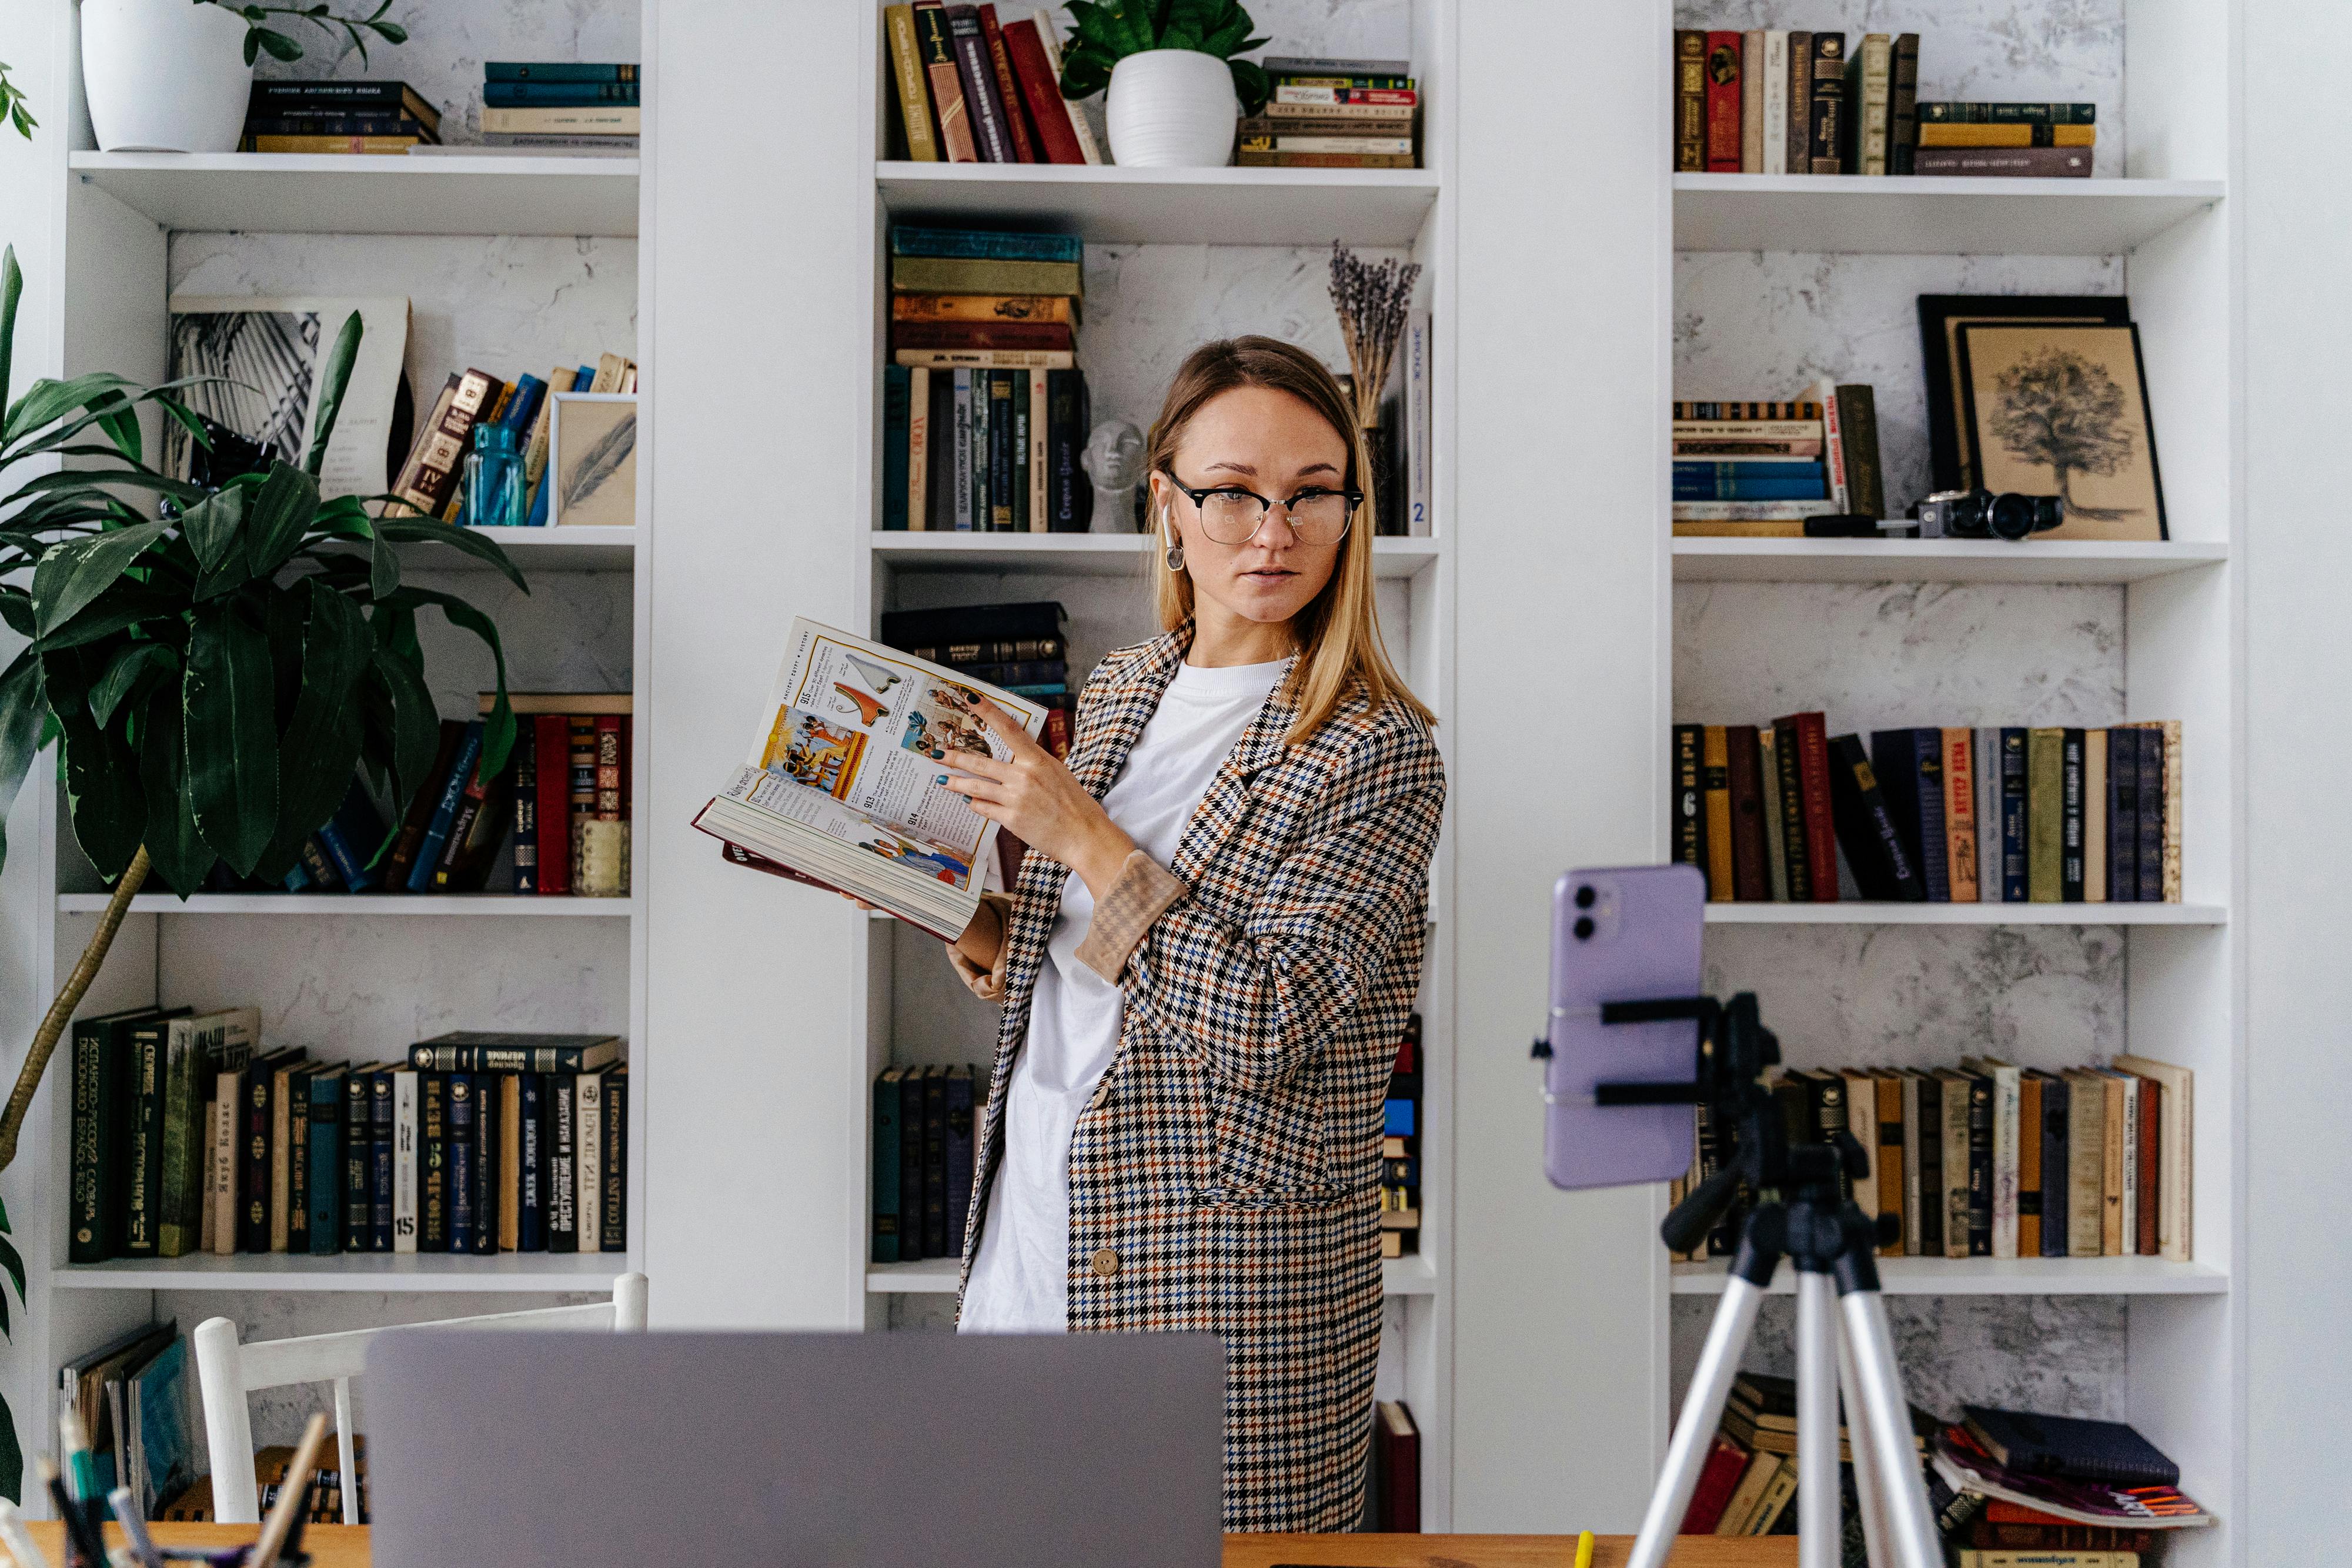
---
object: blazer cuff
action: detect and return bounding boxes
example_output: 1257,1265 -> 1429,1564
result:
950,892 -> 1015,1000
1076,851 -> 1187,982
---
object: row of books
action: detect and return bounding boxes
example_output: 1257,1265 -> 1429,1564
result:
1673,31 -> 2098,180
1669,388 -> 1888,530
387,353 -> 635,527
1238,58 -> 1421,169
1677,1371 -> 1935,1537
884,3 -> 1101,165
472,61 -> 639,149
1381,1015 -> 1422,1259
238,80 -> 441,155
71,1015 -> 631,1261
879,600 -> 1076,763
61,1322 -> 197,1522
871,1064 -> 980,1263
1674,1054 -> 2194,1264
1671,718 -> 2185,905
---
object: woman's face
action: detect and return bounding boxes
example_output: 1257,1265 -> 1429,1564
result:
1151,385 -> 1348,630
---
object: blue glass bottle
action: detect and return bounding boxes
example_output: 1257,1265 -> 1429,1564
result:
463,423 -> 526,528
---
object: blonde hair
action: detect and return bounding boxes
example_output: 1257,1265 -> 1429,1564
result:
1144,336 -> 1433,744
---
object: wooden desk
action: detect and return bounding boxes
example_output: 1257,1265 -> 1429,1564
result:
23,1522 -> 1796,1566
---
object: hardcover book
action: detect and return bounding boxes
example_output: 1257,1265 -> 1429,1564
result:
1828,733 -> 1925,901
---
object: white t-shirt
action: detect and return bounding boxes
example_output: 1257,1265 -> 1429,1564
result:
960,656 -> 1291,1333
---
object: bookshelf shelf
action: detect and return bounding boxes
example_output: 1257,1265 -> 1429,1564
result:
52,1252 -> 635,1293
55,893 -> 637,917
1703,902 -> 2226,926
1670,1257 -> 2229,1296
875,161 -> 1441,247
867,1253 -> 1440,1296
389,526 -> 639,574
68,152 -> 640,238
1671,538 -> 2230,584
871,533 -> 1442,579
1671,172 -> 2226,255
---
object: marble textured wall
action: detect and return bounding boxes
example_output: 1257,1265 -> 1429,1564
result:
1671,0 -> 2125,175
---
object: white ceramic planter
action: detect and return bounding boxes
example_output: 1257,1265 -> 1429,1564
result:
82,0 -> 254,153
1104,50 -> 1237,168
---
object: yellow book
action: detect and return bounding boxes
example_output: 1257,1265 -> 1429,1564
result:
248,135 -> 421,155
884,5 -> 940,162
1917,122 -> 2096,146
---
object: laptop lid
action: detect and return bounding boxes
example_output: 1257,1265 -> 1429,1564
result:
365,1329 -> 1224,1568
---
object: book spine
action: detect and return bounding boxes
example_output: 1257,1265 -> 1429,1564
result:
519,1072 -> 546,1252
1998,728 -> 2029,901
900,1066 -> 929,1262
2102,1075 -> 2126,1255
951,370 -> 974,531
473,1072 -> 501,1255
1901,730 -> 1950,901
1771,720 -> 1811,900
1792,713 -> 1838,902
430,747 -> 497,889
988,370 -> 1015,529
1919,101 -> 2097,123
2107,727 -> 2139,900
976,5 -> 1038,162
420,1071 -> 448,1251
1888,34 -> 1920,175
1028,11 -> 1102,163
1725,725 -> 1770,902
69,1020 -> 109,1262
1918,122 -> 2097,147
1875,1076 -> 1905,1253
497,1075 -> 522,1252
408,722 -> 483,891
1702,32 -> 1743,172
158,1025 -> 199,1258
969,364 -> 991,529
2134,1074 -> 2160,1256
369,1067 -> 395,1251
389,369 -> 500,518
342,1071 -> 370,1252
2084,728 -> 2108,902
908,365 -> 933,532
944,1067 -> 975,1253
872,1071 -> 903,1263
913,2 -> 977,162
239,1065 -> 273,1253
884,5 -> 941,162
949,7 -> 1015,162
1857,34 -> 1891,175
1786,32 -> 1812,179
2039,1073 -> 2070,1258
1992,1066 -> 2020,1258
308,1078 -> 342,1254
890,254 -> 1084,296
2066,1075 -> 2103,1256
2059,728 -> 2087,901
392,1070 -> 419,1253
1739,31 -> 1764,172
1836,384 -> 1885,517
1673,32 -> 1706,172
447,1074 -> 477,1253
1046,368 -> 1087,531
1026,367 -> 1048,533
2026,728 -> 2063,902
1806,33 -> 1846,173
1911,146 -> 2092,177
1915,1074 -> 1943,1257
1001,19 -> 1084,164
125,1023 -> 166,1256
1700,725 -> 1734,901
1829,734 -> 1923,901
2136,725 -> 2166,902
600,1068 -> 627,1252
576,1069 -> 604,1256
547,1074 -> 578,1252
882,363 -> 911,531
923,1068 -> 949,1256
1818,379 -> 1852,511
1942,1076 -> 1973,1259
1671,724 -> 1707,872
1943,727 -> 1979,902
532,714 -> 571,895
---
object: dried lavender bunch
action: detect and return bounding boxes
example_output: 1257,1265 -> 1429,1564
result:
1327,241 -> 1423,427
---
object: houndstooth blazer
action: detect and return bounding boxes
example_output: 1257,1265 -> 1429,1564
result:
956,621 -> 1445,1533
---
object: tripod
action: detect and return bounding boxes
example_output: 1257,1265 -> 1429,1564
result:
1592,995 -> 1944,1568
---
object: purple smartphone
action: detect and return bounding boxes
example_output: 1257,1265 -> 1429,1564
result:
1544,863 -> 1707,1191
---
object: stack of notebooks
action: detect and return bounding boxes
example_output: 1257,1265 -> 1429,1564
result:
240,81 -> 441,154
1672,29 -> 2096,179
880,600 -> 1074,759
1239,57 -> 1420,169
882,3 -> 1101,165
69,1017 -> 632,1261
1380,1014 -> 1422,1259
387,352 -> 636,527
58,1322 -> 198,1520
884,226 -> 1091,533
1671,385 -> 1886,531
870,1064 -> 983,1264
1670,718 -> 2184,905
1676,1372 -> 1935,1539
1672,1055 -> 2193,1265
1936,1406 -> 2210,1546
475,62 -> 639,151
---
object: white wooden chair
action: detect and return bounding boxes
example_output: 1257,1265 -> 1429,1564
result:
191,1272 -> 647,1525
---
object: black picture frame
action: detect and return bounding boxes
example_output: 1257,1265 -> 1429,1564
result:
1955,320 -> 2167,541
1916,294 -> 2132,493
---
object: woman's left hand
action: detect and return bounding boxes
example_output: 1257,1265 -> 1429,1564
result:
944,693 -> 1137,898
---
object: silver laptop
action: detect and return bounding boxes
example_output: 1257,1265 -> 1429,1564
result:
365,1329 -> 1224,1567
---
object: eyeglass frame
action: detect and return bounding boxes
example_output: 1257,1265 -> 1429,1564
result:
1157,467 -> 1364,546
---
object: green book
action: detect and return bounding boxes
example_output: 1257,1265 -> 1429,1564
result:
888,255 -> 1083,297
159,1007 -> 259,1257
872,1067 -> 906,1264
2027,727 -> 2065,902
123,1010 -> 192,1258
69,1007 -> 164,1263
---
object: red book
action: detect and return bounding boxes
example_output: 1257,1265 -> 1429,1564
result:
2132,1071 -> 2160,1255
1043,706 -> 1071,760
1374,1401 -> 1419,1532
1704,31 -> 1745,171
891,320 -> 1075,352
1776,710 -> 1840,902
533,714 -> 572,895
1000,17 -> 1084,165
975,5 -> 1037,162
1680,1433 -> 1749,1533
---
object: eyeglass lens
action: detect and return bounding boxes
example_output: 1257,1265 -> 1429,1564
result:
1194,489 -> 1353,546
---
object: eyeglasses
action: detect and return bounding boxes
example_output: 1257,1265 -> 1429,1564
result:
1161,469 -> 1361,547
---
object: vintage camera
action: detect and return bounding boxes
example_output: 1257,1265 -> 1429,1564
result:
1909,487 -> 2064,541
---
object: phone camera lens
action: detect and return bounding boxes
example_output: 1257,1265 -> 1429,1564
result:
1573,916 -> 1595,941
1573,886 -> 1596,909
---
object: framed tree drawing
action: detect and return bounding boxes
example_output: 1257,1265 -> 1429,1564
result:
1956,322 -> 2167,541
1916,294 -> 2132,493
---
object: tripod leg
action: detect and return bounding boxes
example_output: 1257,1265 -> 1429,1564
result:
1626,1275 -> 1770,1568
1837,1322 -> 1892,1568
1794,1271 -> 1841,1568
1837,1289 -> 1943,1568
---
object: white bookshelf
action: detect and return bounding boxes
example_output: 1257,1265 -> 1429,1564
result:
849,0 -> 1458,1528
67,151 -> 640,238
1661,4 -> 2243,1560
55,893 -> 639,917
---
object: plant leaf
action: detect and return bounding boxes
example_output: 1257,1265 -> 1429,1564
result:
255,583 -> 369,882
90,641 -> 177,728
366,634 -> 438,813
243,461 -> 320,577
254,27 -> 302,62
0,246 -> 19,422
1228,57 -> 1269,115
1060,45 -> 1114,99
44,643 -> 146,880
138,687 -> 211,897
304,311 -> 363,477
0,651 -> 45,881
181,486 -> 245,572
373,519 -> 527,592
34,579 -> 183,654
2,370 -> 140,446
386,586 -> 515,777
183,603 -> 278,875
0,1381 -> 19,1500
369,525 -> 401,598
29,519 -> 171,637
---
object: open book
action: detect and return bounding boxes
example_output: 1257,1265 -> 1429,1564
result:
694,618 -> 1047,939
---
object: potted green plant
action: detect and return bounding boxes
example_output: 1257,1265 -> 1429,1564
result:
1055,0 -> 1269,168
67,0 -> 407,153
0,245 -> 522,1493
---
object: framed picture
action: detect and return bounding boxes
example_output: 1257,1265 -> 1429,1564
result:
549,392 -> 639,527
1916,294 -> 2132,492
1956,322 -> 2167,541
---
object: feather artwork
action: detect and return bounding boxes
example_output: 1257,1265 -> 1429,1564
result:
560,409 -> 637,516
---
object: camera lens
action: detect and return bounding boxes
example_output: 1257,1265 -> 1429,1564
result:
1988,492 -> 2037,541
1574,885 -> 1596,909
1573,917 -> 1595,941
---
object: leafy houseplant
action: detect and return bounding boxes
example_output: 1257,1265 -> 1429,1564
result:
1056,0 -> 1269,167
0,246 -> 522,1495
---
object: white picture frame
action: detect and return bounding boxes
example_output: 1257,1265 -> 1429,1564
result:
549,391 -> 639,527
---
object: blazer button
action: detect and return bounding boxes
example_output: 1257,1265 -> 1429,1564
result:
1090,1246 -> 1120,1276
1086,1079 -> 1110,1111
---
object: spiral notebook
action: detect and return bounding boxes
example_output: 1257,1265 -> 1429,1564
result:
1959,1406 -> 2180,1488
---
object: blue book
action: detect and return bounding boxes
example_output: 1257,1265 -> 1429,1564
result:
1999,728 -> 2030,902
483,81 -> 639,106
407,721 -> 483,891
518,1072 -> 545,1251
523,369 -> 586,528
307,1071 -> 343,1253
485,62 -> 640,83
888,226 -> 1083,263
129,1336 -> 197,1520
1384,1099 -> 1416,1138
1869,728 -> 1950,902
313,778 -> 387,891
448,1072 -> 478,1254
2036,1071 -> 2069,1257
500,374 -> 547,437
369,1065 -> 396,1251
1672,463 -> 1830,500
279,862 -> 311,892
882,366 -> 911,530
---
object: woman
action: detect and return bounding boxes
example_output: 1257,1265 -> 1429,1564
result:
937,336 -> 1444,1532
